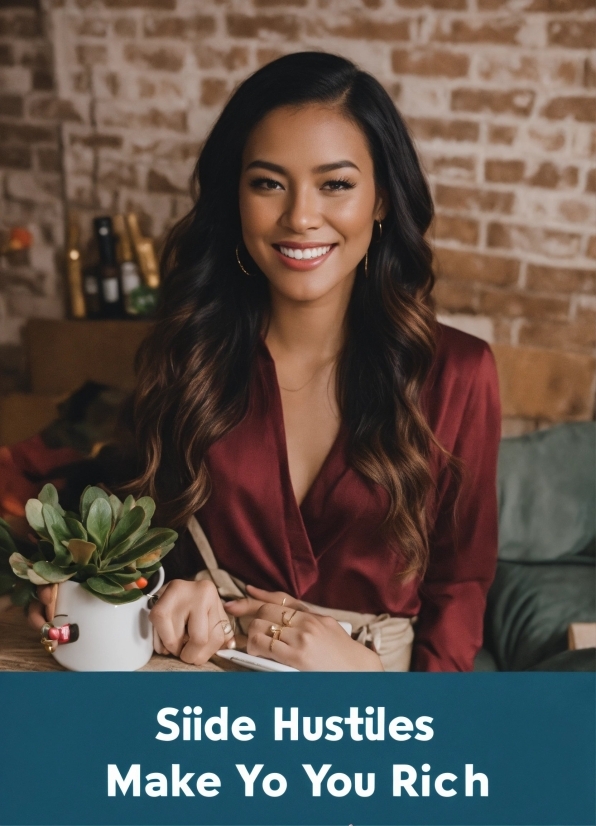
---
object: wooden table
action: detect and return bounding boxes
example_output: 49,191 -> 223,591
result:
0,606 -> 245,672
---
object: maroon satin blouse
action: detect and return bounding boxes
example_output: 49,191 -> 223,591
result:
168,323 -> 501,672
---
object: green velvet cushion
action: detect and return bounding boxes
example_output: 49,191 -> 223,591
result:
485,556 -> 595,671
498,422 -> 595,562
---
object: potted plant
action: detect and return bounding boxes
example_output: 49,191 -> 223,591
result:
0,484 -> 177,671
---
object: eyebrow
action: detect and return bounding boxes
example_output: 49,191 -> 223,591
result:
244,159 -> 360,174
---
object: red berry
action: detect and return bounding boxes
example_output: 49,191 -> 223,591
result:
136,577 -> 148,589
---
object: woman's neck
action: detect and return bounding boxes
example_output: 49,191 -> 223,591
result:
265,277 -> 354,364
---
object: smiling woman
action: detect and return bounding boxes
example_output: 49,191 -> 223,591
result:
89,53 -> 500,671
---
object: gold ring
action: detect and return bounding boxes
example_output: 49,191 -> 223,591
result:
281,597 -> 287,606
272,627 -> 282,642
268,624 -> 279,637
269,637 -> 275,652
282,609 -> 297,627
219,620 -> 233,636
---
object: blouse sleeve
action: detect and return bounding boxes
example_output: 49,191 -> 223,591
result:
410,342 -> 501,672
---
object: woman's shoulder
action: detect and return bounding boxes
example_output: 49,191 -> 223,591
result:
434,321 -> 495,374
422,321 -> 500,430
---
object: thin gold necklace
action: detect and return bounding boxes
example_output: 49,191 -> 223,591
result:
278,356 -> 336,393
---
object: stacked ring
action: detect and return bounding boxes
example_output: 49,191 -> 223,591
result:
281,609 -> 297,627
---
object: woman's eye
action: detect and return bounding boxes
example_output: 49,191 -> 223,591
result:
322,178 -> 356,191
249,177 -> 284,191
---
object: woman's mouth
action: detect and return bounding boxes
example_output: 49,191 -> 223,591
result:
272,243 -> 337,270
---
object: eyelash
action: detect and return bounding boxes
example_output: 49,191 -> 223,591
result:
249,176 -> 356,191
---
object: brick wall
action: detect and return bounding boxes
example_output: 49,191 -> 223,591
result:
0,0 -> 65,391
1,0 -> 594,430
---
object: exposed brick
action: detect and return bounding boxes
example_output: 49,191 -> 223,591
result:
0,44 -> 14,65
102,0 -> 176,8
76,44 -> 107,66
528,127 -> 566,152
424,154 -> 476,180
256,48 -> 287,67
143,15 -> 216,39
527,162 -> 578,189
408,117 -> 479,142
434,214 -> 479,245
27,97 -> 82,121
114,18 -> 136,37
254,0 -> 307,5
584,58 -> 596,89
433,279 -> 478,313
147,168 -> 187,194
36,146 -> 61,172
32,69 -> 54,90
0,11 -> 42,38
452,88 -> 535,117
487,222 -> 582,257
0,94 -> 23,117
392,49 -> 469,78
548,20 -> 596,49
434,247 -> 520,286
123,44 -> 184,72
478,54 -> 578,85
587,237 -> 596,260
69,132 -> 123,149
479,290 -> 569,320
195,45 -> 249,70
559,199 -> 591,223
200,78 -> 229,107
519,320 -> 595,353
227,13 -> 300,39
0,145 -> 31,169
0,123 -> 55,142
586,169 -> 596,193
488,125 -> 517,145
525,0 -> 595,9
526,264 -> 596,294
77,17 -> 108,37
435,184 -> 515,213
309,16 -> 410,40
541,96 -> 596,123
434,19 -> 522,44
485,159 -> 525,184
396,0 -> 466,7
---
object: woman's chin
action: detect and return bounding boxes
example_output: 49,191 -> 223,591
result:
265,267 -> 356,306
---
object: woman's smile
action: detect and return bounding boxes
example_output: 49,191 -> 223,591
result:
272,242 -> 337,270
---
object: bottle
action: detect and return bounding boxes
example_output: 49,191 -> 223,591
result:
113,214 -> 142,317
82,265 -> 102,319
65,214 -> 86,319
126,213 -> 160,289
93,216 -> 123,319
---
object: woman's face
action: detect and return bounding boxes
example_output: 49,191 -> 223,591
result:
239,104 -> 386,305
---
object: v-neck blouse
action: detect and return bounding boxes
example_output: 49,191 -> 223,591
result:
167,323 -> 501,672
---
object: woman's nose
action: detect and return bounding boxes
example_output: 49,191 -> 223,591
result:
281,186 -> 322,233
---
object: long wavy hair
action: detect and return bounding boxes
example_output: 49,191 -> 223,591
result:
129,52 -> 450,578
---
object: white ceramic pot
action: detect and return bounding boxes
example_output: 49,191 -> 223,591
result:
51,567 -> 164,672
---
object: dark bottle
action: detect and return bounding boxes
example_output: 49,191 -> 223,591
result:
93,216 -> 123,319
82,264 -> 102,319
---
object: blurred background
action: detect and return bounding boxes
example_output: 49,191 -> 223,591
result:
0,0 -> 594,442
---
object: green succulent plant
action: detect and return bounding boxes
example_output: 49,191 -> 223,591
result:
0,484 -> 177,605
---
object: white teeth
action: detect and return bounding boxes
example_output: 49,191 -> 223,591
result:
278,245 -> 332,260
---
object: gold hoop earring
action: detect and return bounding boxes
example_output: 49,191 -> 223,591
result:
364,250 -> 369,279
236,244 -> 254,277
376,220 -> 383,242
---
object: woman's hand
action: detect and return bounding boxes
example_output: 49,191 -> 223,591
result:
225,585 -> 384,672
27,584 -> 57,631
150,578 -> 235,666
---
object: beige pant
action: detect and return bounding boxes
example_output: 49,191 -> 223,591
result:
188,516 -> 414,671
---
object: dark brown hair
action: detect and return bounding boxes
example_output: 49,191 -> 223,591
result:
128,52 -> 453,577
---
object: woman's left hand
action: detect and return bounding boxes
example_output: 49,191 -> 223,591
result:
224,584 -> 384,672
